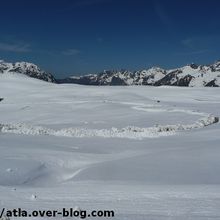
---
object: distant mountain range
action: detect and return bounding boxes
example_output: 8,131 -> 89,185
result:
1,59 -> 220,87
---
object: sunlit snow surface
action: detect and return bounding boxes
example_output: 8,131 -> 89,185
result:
1,73 -> 220,220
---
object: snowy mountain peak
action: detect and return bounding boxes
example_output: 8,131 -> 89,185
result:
211,60 -> 220,71
148,66 -> 164,71
1,59 -> 220,87
0,60 -> 56,83
59,60 -> 220,87
188,63 -> 199,69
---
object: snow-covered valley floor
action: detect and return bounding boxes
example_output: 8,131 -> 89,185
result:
1,73 -> 220,219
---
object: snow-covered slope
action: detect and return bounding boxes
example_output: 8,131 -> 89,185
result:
1,73 -> 220,219
60,61 -> 220,87
0,60 -> 56,83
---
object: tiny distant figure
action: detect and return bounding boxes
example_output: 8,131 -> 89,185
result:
157,100 -> 160,103
0,98 -> 4,102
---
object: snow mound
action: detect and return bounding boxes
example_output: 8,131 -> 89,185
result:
0,115 -> 218,140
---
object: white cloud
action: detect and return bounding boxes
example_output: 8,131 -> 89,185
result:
181,38 -> 194,49
0,42 -> 31,52
153,1 -> 172,26
97,37 -> 103,43
62,49 -> 80,56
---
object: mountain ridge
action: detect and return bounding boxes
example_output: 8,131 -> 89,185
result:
0,60 -> 56,83
1,59 -> 220,87
59,60 -> 220,87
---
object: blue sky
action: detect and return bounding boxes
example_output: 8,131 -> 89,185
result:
0,0 -> 220,77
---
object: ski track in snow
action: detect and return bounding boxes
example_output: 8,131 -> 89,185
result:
0,102 -> 219,140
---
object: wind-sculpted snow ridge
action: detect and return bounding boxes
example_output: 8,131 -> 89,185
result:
0,115 -> 218,140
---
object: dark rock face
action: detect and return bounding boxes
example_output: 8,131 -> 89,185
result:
190,63 -> 199,69
154,71 -> 180,86
22,69 -> 56,83
174,75 -> 194,87
205,79 -> 219,87
153,71 -> 194,87
110,76 -> 127,85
